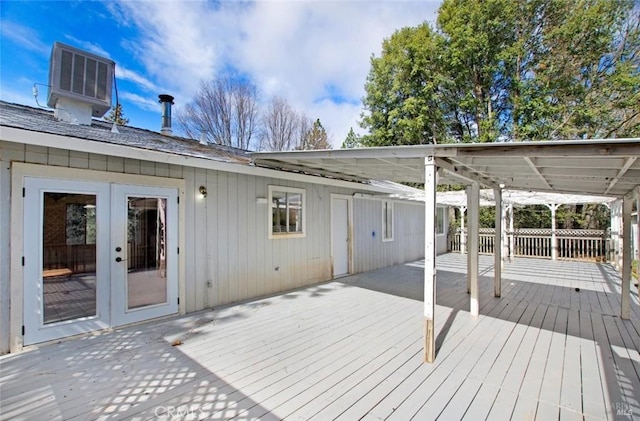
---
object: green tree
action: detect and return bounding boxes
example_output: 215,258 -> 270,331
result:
512,0 -> 639,140
105,103 -> 129,126
360,0 -> 639,144
298,119 -> 331,150
341,127 -> 361,148
437,0 -> 517,142
360,23 -> 450,146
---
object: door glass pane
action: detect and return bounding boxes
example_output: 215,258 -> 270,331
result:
42,193 -> 97,324
127,197 -> 167,309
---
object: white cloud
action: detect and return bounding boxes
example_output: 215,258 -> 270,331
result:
64,37 -> 112,58
110,1 -> 232,95
110,0 -> 440,146
115,66 -> 158,92
304,99 -> 363,148
119,91 -> 158,112
0,85 -> 44,109
0,21 -> 49,55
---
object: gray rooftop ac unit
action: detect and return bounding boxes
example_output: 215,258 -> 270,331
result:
47,42 -> 115,118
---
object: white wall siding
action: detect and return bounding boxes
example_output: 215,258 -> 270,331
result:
0,160 -> 11,354
181,172 -> 350,309
352,199 -> 447,274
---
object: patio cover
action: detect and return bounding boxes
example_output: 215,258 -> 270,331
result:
251,138 -> 640,198
250,138 -> 640,362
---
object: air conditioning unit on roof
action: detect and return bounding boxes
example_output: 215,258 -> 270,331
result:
47,42 -> 115,122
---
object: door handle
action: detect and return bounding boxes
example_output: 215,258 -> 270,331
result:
115,257 -> 127,263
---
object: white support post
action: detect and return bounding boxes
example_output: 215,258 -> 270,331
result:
468,182 -> 480,318
546,204 -> 559,260
637,193 -> 640,286
621,196 -> 633,320
459,206 -> 467,254
494,188 -> 503,297
464,194 -> 472,294
509,204 -> 514,262
466,189 -> 471,293
424,156 -> 437,363
611,200 -> 623,270
501,203 -> 508,265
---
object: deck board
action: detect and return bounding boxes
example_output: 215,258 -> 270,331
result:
560,309 -> 583,414
1,254 -> 639,421
579,310 -> 609,420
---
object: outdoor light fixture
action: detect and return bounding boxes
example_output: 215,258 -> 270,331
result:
199,185 -> 207,198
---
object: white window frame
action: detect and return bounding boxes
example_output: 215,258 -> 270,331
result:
382,200 -> 394,242
268,185 -> 306,239
436,206 -> 446,235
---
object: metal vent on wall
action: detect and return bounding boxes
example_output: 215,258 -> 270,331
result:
47,42 -> 115,118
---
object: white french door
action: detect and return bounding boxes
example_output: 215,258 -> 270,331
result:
23,178 -> 110,344
110,184 -> 178,326
23,178 -> 178,345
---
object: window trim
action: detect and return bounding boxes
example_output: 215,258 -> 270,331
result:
268,185 -> 306,239
382,200 -> 394,242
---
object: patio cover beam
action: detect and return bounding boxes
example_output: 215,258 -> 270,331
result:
437,158 -> 500,189
524,157 -> 553,190
605,157 -> 637,195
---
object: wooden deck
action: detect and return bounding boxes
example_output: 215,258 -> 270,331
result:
1,254 -> 639,420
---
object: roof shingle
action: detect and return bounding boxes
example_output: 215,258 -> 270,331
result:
0,101 -> 250,164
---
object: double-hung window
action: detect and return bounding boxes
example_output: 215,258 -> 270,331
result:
268,186 -> 306,239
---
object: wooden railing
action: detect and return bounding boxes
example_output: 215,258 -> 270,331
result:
43,244 -> 97,273
449,229 -> 608,261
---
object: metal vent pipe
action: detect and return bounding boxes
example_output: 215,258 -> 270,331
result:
158,94 -> 174,135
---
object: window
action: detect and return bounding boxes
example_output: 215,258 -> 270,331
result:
268,186 -> 306,238
436,206 -> 445,235
382,200 -> 394,242
65,202 -> 96,245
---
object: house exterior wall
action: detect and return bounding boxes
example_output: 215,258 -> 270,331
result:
0,160 -> 10,354
352,198 -> 447,273
0,139 -> 439,353
183,169 -> 351,311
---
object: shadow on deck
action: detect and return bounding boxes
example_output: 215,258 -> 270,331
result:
344,253 -> 640,420
1,253 -> 639,420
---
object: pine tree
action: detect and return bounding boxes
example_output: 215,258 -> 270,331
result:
298,119 -> 331,150
105,103 -> 129,126
341,127 -> 361,148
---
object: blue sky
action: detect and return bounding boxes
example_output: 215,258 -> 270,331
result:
1,0 -> 440,148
